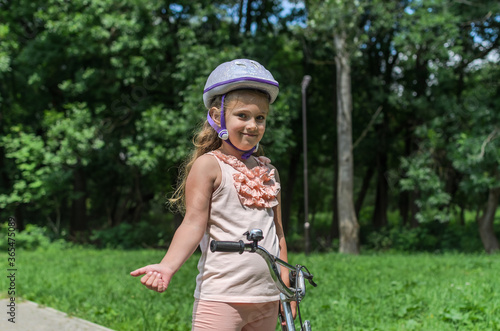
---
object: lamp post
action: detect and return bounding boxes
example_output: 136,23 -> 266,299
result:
301,75 -> 311,255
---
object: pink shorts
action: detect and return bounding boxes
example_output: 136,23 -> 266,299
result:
192,298 -> 279,331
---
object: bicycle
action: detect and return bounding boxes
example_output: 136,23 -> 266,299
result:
210,228 -> 317,331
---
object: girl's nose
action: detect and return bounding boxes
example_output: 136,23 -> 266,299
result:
247,118 -> 258,130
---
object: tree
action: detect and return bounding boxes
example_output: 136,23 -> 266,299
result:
309,0 -> 367,254
0,0 -> 302,243
451,63 -> 500,253
395,0 -> 500,253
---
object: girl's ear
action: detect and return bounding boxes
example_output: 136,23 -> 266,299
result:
209,107 -> 221,126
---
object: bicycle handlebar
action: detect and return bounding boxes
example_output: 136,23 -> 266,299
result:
290,269 -> 317,288
209,240 -> 245,254
210,239 -> 317,300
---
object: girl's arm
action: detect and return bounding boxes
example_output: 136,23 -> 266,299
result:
130,154 -> 220,292
271,167 -> 297,320
270,167 -> 288,282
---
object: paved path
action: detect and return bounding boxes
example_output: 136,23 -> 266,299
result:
1,299 -> 115,331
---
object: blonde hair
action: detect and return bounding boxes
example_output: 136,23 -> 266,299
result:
169,90 -> 267,213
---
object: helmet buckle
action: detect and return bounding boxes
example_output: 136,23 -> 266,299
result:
218,129 -> 229,140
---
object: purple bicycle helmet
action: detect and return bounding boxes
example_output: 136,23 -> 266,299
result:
203,59 -> 279,159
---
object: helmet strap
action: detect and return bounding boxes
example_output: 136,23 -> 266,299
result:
206,94 -> 258,160
207,94 -> 229,140
225,139 -> 257,160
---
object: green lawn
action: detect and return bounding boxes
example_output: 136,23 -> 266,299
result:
1,247 -> 500,330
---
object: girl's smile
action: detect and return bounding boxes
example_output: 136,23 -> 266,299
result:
218,90 -> 269,158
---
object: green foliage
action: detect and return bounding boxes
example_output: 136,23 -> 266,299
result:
308,0 -> 367,42
0,222 -> 64,250
0,102 -> 104,225
399,152 -> 452,223
0,129 -> 50,207
363,221 -> 485,253
1,0 -> 499,253
394,0 -> 461,61
398,60 -> 500,218
0,0 -> 302,240
90,221 -> 173,249
450,63 -> 500,191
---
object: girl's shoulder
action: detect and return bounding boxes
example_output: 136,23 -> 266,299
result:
191,153 -> 220,173
255,156 -> 280,181
189,152 -> 222,188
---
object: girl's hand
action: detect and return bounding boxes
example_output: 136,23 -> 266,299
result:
280,301 -> 297,326
130,264 -> 174,293
290,301 -> 297,319
257,156 -> 272,165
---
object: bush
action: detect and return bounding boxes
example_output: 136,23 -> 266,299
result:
363,221 -> 485,253
90,221 -> 173,249
0,223 -> 52,250
364,226 -> 425,252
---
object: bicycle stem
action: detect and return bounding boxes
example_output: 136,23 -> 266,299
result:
209,232 -> 315,331
250,245 -> 297,299
209,238 -> 312,302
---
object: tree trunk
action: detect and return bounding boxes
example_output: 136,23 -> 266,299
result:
113,195 -> 129,226
237,0 -> 244,30
14,205 -> 25,232
334,31 -> 360,254
372,148 -> 388,228
329,59 -> 339,247
329,145 -> 339,243
70,166 -> 88,238
477,187 -> 500,254
372,107 -> 389,228
399,191 -> 409,226
132,170 -> 144,223
355,165 -> 374,218
459,206 -> 465,226
244,0 -> 254,33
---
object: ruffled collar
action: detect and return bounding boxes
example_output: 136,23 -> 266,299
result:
211,150 -> 280,209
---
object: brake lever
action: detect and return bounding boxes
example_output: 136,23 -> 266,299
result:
308,278 -> 318,287
300,267 -> 317,287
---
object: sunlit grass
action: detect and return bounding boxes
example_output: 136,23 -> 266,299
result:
1,247 -> 499,330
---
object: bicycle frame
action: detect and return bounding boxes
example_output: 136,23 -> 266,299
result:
210,229 -> 316,331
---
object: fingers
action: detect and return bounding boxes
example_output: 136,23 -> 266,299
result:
131,265 -> 170,293
279,302 -> 297,325
141,271 -> 156,286
141,271 -> 166,293
130,267 -> 149,277
257,156 -> 272,164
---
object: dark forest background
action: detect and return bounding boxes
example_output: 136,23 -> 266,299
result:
1,0 -> 499,253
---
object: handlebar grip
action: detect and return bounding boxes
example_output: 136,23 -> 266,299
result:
210,240 -> 245,254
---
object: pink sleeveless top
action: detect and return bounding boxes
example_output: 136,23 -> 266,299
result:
194,150 -> 281,303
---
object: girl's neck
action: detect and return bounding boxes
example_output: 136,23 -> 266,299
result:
218,143 -> 257,167
219,143 -> 245,160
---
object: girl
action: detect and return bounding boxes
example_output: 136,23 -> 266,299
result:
130,59 -> 294,330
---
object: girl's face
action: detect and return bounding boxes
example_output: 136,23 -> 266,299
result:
223,90 -> 269,154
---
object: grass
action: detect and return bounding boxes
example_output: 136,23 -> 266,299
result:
303,253 -> 500,330
1,247 -> 500,330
